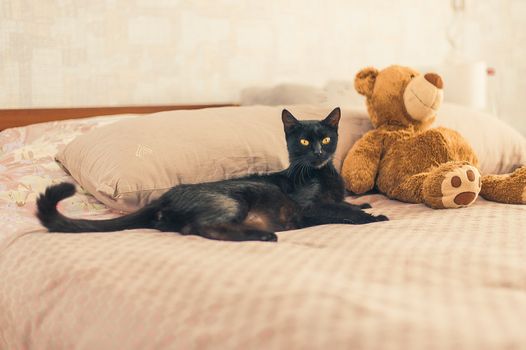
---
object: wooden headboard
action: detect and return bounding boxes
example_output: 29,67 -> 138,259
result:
0,104 -> 235,131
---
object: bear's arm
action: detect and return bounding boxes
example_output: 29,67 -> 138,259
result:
341,130 -> 384,194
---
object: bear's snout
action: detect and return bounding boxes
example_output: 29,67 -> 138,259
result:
403,72 -> 444,122
424,73 -> 443,89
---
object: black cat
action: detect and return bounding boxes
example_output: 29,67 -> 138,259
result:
37,108 -> 388,242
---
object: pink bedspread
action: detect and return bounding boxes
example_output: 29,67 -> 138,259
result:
1,117 -> 526,350
0,116 -> 132,250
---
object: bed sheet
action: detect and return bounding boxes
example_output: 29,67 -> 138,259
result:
1,117 -> 526,350
0,116 -> 133,250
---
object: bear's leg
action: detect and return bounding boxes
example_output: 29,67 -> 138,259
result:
389,161 -> 481,208
480,166 -> 526,204
388,173 -> 429,204
422,161 -> 481,209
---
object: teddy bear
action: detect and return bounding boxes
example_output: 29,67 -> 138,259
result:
341,65 -> 526,209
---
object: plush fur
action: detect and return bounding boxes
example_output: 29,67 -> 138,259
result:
342,65 -> 526,209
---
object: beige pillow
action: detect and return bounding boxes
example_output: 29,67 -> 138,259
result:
434,103 -> 526,175
57,105 -> 371,212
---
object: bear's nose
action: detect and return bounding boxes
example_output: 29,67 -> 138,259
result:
424,73 -> 443,89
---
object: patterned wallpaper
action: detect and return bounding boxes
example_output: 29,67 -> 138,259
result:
0,0 -> 524,133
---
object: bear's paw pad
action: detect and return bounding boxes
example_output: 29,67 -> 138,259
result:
441,165 -> 481,208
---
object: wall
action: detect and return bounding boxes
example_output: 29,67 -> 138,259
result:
0,0 -> 449,106
0,0 -> 524,133
462,0 -> 526,134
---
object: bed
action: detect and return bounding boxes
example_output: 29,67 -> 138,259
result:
1,105 -> 526,350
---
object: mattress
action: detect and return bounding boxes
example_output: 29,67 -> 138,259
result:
1,117 -> 525,350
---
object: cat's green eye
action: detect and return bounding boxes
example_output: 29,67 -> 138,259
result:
300,139 -> 310,146
322,137 -> 331,145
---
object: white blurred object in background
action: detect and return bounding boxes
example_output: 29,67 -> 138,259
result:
421,0 -> 491,114
485,66 -> 499,118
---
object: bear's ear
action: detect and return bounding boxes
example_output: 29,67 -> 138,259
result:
355,67 -> 379,97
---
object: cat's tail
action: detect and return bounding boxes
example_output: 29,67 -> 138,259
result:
36,182 -> 158,233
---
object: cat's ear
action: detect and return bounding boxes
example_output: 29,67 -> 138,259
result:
282,109 -> 299,133
322,107 -> 341,129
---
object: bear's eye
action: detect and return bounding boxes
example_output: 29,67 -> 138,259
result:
410,74 -> 415,79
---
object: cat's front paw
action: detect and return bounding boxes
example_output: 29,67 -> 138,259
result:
344,202 -> 371,210
344,212 -> 388,224
244,230 -> 278,242
374,214 -> 389,221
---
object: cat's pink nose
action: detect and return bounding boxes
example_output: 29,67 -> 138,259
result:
424,73 -> 443,89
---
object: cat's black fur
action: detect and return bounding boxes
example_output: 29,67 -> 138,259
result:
36,108 -> 388,242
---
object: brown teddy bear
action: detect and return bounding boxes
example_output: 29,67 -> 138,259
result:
341,65 -> 526,208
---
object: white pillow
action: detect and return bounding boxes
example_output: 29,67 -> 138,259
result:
240,81 -> 364,107
240,84 -> 327,106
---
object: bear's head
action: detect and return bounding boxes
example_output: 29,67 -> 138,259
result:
355,65 -> 443,130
